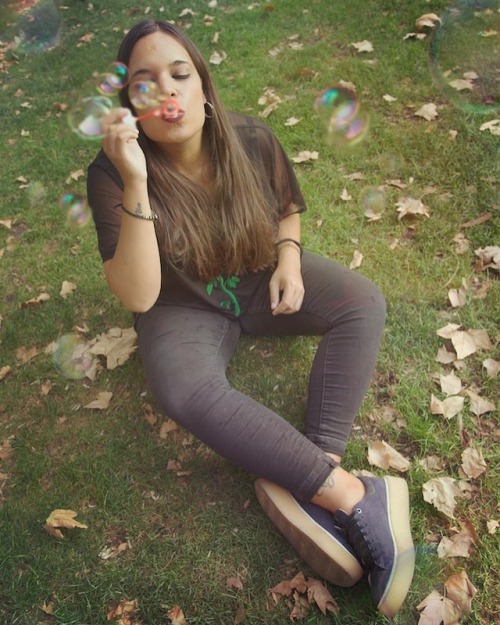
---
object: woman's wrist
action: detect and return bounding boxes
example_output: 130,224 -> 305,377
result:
275,238 -> 303,257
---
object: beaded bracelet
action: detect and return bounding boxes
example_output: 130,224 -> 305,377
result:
275,237 -> 303,257
121,204 -> 159,221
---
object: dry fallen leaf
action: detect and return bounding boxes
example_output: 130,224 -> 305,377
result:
60,280 -> 77,299
415,13 -> 441,30
414,103 -> 439,121
422,476 -> 463,518
487,519 -> 499,534
368,440 -> 411,472
291,150 -> 319,164
306,578 -> 339,615
461,447 -> 487,479
158,419 -> 178,439
226,575 -> 244,590
0,365 -> 12,381
20,291 -> 50,308
474,245 -> 500,270
44,509 -> 88,540
209,50 -> 227,65
479,119 -> 500,135
444,570 -> 478,613
417,589 -> 462,625
107,599 -> 140,625
349,249 -> 363,270
430,394 -> 464,420
395,196 -> 430,220
439,372 -> 462,396
351,40 -> 374,53
437,521 -> 478,559
167,605 -> 187,625
89,327 -> 137,370
84,391 -> 113,410
482,358 -> 499,378
465,389 -> 496,416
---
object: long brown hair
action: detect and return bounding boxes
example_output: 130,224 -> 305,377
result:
117,20 -> 277,281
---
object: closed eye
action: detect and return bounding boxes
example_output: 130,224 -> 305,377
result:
174,74 -> 190,80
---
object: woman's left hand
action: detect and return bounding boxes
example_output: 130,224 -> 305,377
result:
269,248 -> 305,315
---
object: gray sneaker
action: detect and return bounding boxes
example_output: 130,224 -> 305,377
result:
255,478 -> 364,587
333,476 -> 415,618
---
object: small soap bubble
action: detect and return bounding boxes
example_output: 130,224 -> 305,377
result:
67,96 -> 113,139
430,0 -> 500,114
96,62 -> 129,95
314,86 -> 369,149
359,186 -> 387,219
52,334 -> 97,380
4,0 -> 61,56
59,192 -> 91,228
129,81 -> 161,108
26,181 -> 47,207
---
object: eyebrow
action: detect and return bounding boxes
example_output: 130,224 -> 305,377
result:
130,59 -> 191,80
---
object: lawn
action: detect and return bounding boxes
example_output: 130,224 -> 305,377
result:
0,1 -> 498,624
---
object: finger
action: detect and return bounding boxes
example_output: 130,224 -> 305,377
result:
269,279 -> 280,311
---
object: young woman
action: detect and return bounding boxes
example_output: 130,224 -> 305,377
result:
87,19 -> 414,618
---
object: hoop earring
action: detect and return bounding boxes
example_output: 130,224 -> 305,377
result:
204,101 -> 215,119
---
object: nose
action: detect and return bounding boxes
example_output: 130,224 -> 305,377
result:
157,73 -> 178,99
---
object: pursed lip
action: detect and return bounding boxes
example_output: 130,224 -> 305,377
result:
162,109 -> 185,123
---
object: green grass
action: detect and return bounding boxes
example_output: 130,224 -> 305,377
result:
1,0 -> 499,624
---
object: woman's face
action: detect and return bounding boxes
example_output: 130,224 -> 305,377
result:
127,31 -> 207,151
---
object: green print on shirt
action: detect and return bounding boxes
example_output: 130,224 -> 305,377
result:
206,276 -> 241,317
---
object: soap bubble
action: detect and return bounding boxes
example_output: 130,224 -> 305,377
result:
129,81 -> 161,109
52,334 -> 97,380
26,181 -> 47,207
59,192 -> 91,227
430,0 -> 500,114
360,186 -> 387,219
314,86 -> 369,149
96,62 -> 129,95
3,0 -> 61,56
67,96 -> 113,139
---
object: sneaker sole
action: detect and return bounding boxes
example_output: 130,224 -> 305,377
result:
376,477 -> 415,618
255,478 -> 364,587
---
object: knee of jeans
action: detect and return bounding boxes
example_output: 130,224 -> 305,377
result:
149,370 -> 228,426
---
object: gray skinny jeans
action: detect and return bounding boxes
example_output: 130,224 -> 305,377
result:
135,252 -> 386,501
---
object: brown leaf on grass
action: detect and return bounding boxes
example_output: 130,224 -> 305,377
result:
419,455 -> 446,473
416,589 -> 462,625
395,196 -> 430,220
258,88 -> 281,118
268,579 -> 293,602
439,372 -> 462,396
0,438 -> 14,462
487,519 -> 499,534
290,571 -> 308,594
479,119 -> 500,136
20,291 -> 50,308
351,40 -> 374,53
466,390 -> 496,416
143,403 -> 158,426
444,570 -> 478,613
483,358 -> 499,377
340,188 -> 352,201
453,233 -> 470,254
474,245 -> 500,270
167,605 -> 187,625
89,327 -> 137,370
436,346 -> 457,365
44,509 -> 88,540
84,391 -> 113,410
226,575 -> 244,590
415,13 -> 441,30
107,599 -> 141,625
414,103 -> 438,121
437,521 -> 478,558
430,394 -> 464,420
450,330 -> 477,360
349,250 -> 363,270
448,284 -> 467,308
60,281 -> 77,299
422,477 -> 463,518
461,447 -> 487,479
158,419 -> 178,439
306,578 -> 339,615
0,365 -> 12,381
0,219 -> 12,229
15,345 -> 39,365
368,440 -> 411,472
291,150 -> 319,164
209,50 -> 227,65
459,213 -> 492,229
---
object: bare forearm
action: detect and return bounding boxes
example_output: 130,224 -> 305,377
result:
105,181 -> 162,312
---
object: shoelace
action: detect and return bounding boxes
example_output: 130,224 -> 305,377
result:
343,508 -> 383,568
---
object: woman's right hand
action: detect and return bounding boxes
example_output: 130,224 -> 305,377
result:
102,108 -> 148,184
